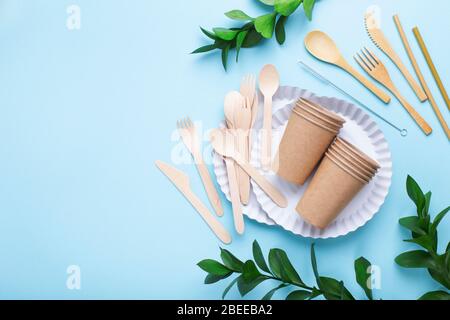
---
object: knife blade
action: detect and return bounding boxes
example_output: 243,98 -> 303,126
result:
155,161 -> 231,244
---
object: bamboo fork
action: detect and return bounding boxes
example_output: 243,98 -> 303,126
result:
177,118 -> 224,216
354,48 -> 432,136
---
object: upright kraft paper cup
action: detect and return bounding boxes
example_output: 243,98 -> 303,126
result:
275,107 -> 344,185
296,153 -> 368,229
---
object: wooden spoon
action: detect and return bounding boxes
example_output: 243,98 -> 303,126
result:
211,129 -> 287,208
305,30 -> 391,104
259,64 -> 280,171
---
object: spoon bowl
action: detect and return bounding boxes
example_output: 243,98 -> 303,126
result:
259,65 -> 280,97
304,30 -> 342,64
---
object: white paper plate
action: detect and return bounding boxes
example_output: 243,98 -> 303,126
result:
213,86 -> 392,238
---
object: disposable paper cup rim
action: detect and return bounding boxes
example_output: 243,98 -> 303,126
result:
294,105 -> 343,130
298,98 -> 346,124
293,109 -> 341,134
325,152 -> 370,184
327,148 -> 374,179
336,138 -> 380,169
330,143 -> 377,175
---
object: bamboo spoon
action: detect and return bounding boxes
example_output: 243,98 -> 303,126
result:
223,92 -> 245,234
355,48 -> 432,135
211,129 -> 288,208
259,64 -> 280,171
393,16 -> 450,140
305,30 -> 391,104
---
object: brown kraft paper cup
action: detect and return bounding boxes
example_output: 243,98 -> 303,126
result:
326,150 -> 372,183
327,148 -> 375,180
293,106 -> 342,132
298,98 -> 346,125
335,138 -> 380,170
331,142 -> 378,175
274,109 -> 343,185
296,154 -> 368,229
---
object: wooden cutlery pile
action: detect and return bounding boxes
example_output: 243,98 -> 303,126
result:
305,8 -> 450,140
156,65 -> 287,244
219,65 -> 285,235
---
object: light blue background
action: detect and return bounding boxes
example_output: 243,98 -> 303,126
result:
0,0 -> 448,300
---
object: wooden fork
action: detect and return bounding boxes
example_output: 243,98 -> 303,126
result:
354,48 -> 432,135
177,118 -> 224,216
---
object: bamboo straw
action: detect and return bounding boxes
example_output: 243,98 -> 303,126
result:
393,15 -> 450,140
413,26 -> 450,113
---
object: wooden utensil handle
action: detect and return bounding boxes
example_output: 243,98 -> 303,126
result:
236,131 -> 250,205
393,90 -> 432,135
195,158 -> 224,217
341,61 -> 391,104
225,158 -> 245,234
185,189 -> 232,244
262,96 -> 272,170
233,156 -> 287,208
391,53 -> 427,102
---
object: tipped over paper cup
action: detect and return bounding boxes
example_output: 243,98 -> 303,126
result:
296,138 -> 379,229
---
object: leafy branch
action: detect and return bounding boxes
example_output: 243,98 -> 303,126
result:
395,176 -> 450,300
192,0 -> 317,70
198,241 -> 375,300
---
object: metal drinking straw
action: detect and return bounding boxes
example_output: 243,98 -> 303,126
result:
298,61 -> 408,137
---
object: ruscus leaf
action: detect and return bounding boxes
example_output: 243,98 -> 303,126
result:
274,0 -> 302,16
419,290 -> 450,300
252,240 -> 271,273
220,248 -> 244,272
254,13 -> 277,39
354,257 -> 373,300
303,0 -> 316,21
198,259 -> 231,276
286,290 -> 311,300
275,15 -> 287,44
225,10 -> 253,21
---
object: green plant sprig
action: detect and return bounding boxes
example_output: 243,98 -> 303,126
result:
198,241 -> 375,300
192,0 -> 317,71
395,176 -> 450,300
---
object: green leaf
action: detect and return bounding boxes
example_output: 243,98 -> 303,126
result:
252,240 -> 271,273
237,274 -> 269,296
262,283 -> 288,300
242,28 -> 263,48
258,0 -> 275,5
235,31 -> 248,62
242,260 -> 262,281
428,268 -> 450,289
286,290 -> 311,300
220,248 -> 244,272
222,277 -> 239,299
268,248 -> 304,285
354,257 -> 373,300
406,176 -> 425,216
419,290 -> 450,300
319,277 -> 355,300
303,0 -> 316,21
399,216 -> 427,236
221,45 -> 230,71
445,243 -> 450,272
274,0 -> 302,16
200,27 -> 217,40
395,250 -> 437,270
431,206 -> 450,233
191,44 -> 217,54
275,15 -> 287,45
254,13 -> 277,39
198,259 -> 231,276
423,192 -> 432,216
205,272 -> 232,284
213,28 -> 239,41
310,244 -> 321,287
405,235 -> 435,252
225,10 -> 253,21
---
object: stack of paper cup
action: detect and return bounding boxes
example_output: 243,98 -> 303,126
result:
296,137 -> 380,229
275,98 -> 345,185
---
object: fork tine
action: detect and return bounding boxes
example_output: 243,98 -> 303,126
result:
364,47 -> 380,65
354,53 -> 372,73
361,48 -> 377,67
359,50 -> 376,69
187,117 -> 194,128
